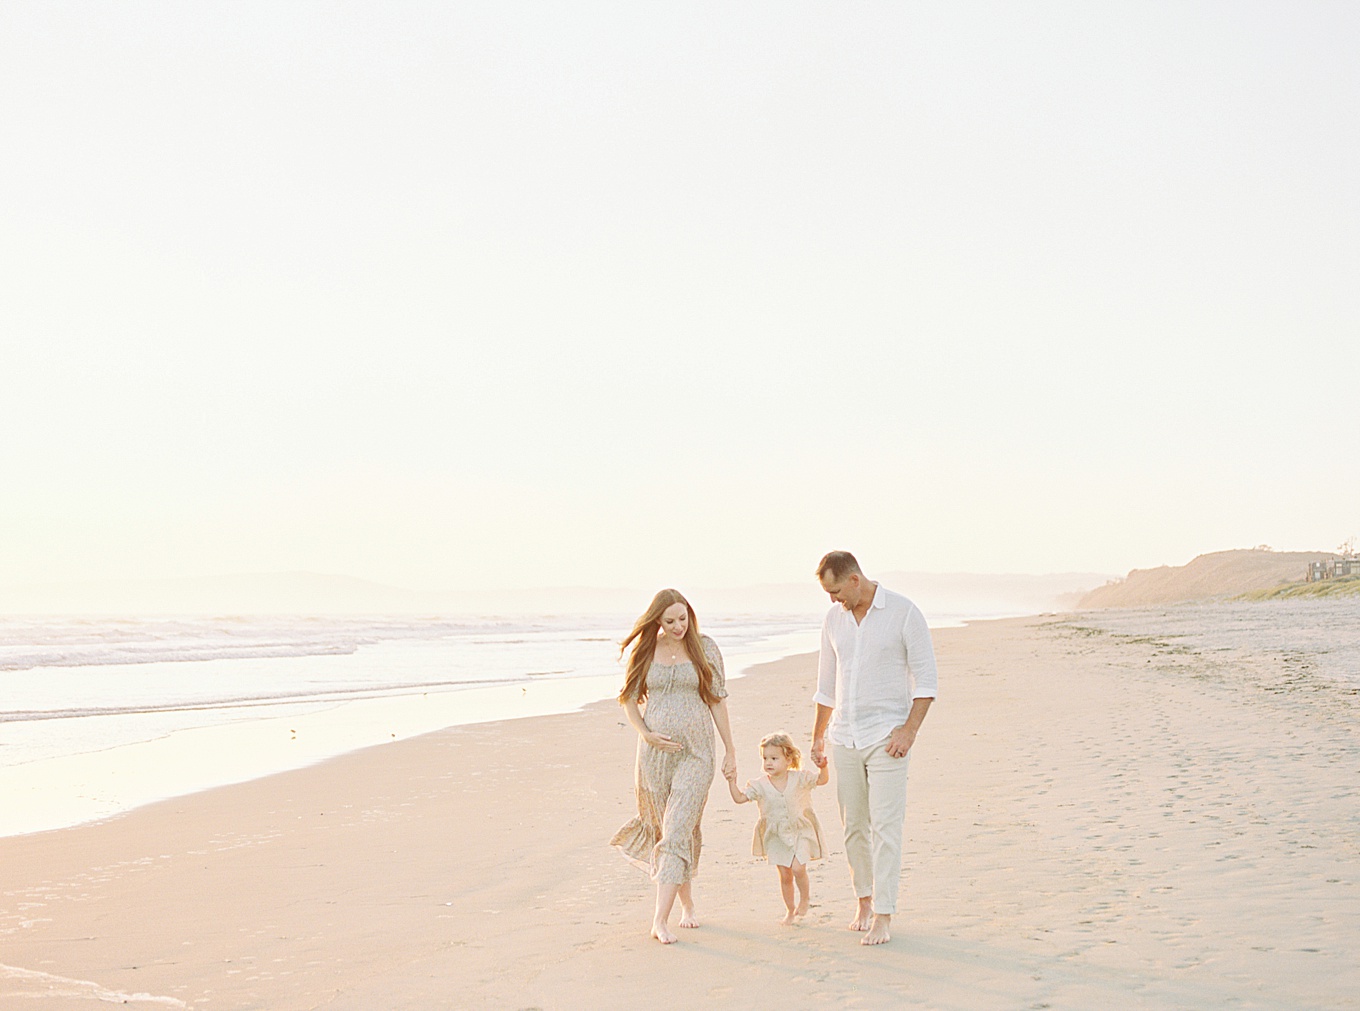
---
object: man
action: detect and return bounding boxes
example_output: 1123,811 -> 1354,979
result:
810,550 -> 937,946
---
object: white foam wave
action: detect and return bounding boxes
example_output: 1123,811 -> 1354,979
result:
0,962 -> 186,1006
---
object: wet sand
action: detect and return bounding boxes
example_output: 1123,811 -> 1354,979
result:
3,613 -> 1357,1009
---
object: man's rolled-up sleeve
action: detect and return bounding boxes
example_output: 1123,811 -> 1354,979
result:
904,605 -> 938,700
813,617 -> 837,708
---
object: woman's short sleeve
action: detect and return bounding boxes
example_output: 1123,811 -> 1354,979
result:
702,636 -> 727,699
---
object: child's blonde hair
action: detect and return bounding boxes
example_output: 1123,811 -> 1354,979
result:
759,732 -> 802,770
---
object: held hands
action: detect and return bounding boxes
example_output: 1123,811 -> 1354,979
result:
721,751 -> 737,782
810,737 -> 828,769
723,761 -> 748,804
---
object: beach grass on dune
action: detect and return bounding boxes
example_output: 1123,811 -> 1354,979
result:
1239,574 -> 1360,600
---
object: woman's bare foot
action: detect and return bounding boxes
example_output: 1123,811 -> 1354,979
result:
849,897 -> 874,931
677,905 -> 699,928
779,909 -> 797,926
651,921 -> 678,944
654,881 -> 684,941
795,897 -> 810,918
861,913 -> 891,946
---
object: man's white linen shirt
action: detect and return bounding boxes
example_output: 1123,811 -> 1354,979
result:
813,585 -> 938,749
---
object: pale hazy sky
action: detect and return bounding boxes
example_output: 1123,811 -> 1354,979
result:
2,2 -> 1357,593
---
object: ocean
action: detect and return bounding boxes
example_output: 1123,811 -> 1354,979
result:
1,610 -> 842,837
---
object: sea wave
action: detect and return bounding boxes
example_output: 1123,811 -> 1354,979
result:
0,612 -> 822,773
0,615 -> 599,673
0,676 -> 520,723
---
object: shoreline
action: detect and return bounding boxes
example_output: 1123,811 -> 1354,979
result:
0,608 -> 1022,841
0,621 -> 827,838
3,611 -> 1357,1009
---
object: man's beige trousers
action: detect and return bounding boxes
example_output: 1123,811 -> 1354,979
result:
832,740 -> 910,915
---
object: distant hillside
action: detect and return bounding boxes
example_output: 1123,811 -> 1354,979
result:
0,572 -> 434,615
0,570 -> 1112,618
1078,549 -> 1337,608
704,571 -> 1111,620
877,571 -> 1111,617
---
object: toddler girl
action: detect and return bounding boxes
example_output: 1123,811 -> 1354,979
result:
725,732 -> 829,924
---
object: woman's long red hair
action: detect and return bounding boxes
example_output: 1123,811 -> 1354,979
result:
618,588 -> 719,706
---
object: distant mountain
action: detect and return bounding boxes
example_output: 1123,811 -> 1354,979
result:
0,572 -> 432,615
878,571 -> 1113,618
0,569 -> 1113,618
1077,549 -> 1336,608
610,571 -> 1112,620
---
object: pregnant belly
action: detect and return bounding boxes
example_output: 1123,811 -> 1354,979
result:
646,714 -> 710,751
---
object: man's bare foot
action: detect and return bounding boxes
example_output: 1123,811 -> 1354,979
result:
780,909 -> 797,926
849,897 -> 874,931
677,905 -> 699,928
861,913 -> 891,946
651,921 -> 678,944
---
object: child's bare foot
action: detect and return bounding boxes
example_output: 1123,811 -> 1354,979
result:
861,913 -> 891,946
779,909 -> 797,926
677,904 -> 699,928
651,920 -> 678,944
849,896 -> 873,931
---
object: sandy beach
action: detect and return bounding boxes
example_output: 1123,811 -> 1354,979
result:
3,610 -> 1358,1010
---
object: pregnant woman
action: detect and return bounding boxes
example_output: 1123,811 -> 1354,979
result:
610,588 -> 737,944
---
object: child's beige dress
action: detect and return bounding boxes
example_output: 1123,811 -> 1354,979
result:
743,769 -> 826,868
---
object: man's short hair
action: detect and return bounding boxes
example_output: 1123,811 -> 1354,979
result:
816,551 -> 862,581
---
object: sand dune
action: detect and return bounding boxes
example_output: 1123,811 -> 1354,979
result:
1078,548 -> 1334,607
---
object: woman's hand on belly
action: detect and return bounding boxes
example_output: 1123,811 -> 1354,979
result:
641,728 -> 684,753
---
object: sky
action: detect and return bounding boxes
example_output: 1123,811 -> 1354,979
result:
2,2 -> 1357,595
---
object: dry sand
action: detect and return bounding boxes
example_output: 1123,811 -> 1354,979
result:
3,614 -> 1358,1010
